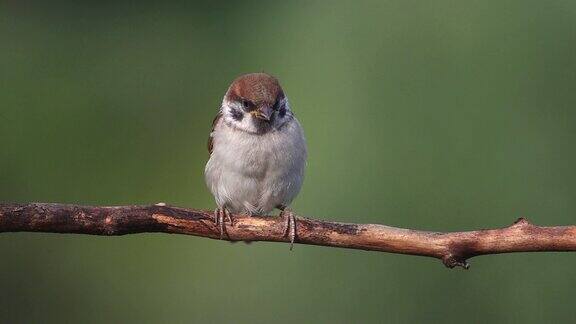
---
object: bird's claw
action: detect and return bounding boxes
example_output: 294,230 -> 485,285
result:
280,209 -> 296,250
214,208 -> 233,240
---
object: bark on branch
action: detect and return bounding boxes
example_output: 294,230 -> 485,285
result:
1,202 -> 575,269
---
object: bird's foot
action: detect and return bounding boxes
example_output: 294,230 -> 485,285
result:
213,208 -> 233,239
280,208 -> 297,250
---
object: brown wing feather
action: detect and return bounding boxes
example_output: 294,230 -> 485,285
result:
208,111 -> 223,155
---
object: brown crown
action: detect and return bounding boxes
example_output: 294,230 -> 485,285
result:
225,73 -> 284,107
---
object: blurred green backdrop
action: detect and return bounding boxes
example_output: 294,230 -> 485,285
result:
1,1 -> 576,323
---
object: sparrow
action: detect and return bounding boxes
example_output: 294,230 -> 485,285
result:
204,73 -> 307,248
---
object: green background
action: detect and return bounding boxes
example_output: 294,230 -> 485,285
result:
1,1 -> 576,323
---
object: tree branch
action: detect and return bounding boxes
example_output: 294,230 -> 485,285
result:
1,202 -> 575,269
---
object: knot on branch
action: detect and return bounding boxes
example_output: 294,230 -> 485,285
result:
512,217 -> 532,227
442,254 -> 470,269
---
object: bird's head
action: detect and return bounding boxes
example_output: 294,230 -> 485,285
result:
221,73 -> 292,133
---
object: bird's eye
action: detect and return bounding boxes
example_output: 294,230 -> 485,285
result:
240,99 -> 253,110
272,100 -> 280,111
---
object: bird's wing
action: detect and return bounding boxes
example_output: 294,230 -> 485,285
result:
208,111 -> 223,155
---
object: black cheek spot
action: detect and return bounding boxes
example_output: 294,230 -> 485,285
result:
230,108 -> 244,121
278,106 -> 286,118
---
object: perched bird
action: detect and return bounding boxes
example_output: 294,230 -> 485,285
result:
205,73 -> 307,247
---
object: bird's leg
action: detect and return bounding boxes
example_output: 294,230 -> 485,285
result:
213,208 -> 224,239
213,207 -> 234,240
224,208 -> 234,226
278,206 -> 296,250
213,208 -> 220,224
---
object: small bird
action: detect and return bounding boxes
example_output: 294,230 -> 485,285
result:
205,73 -> 307,247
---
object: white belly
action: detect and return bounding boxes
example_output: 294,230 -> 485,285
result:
204,119 -> 307,215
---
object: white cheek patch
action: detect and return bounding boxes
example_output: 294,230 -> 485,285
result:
281,98 -> 291,116
273,98 -> 293,129
222,100 -> 259,133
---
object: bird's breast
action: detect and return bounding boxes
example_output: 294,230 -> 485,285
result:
205,118 -> 307,214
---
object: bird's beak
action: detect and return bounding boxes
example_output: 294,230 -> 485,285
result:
251,106 -> 272,121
